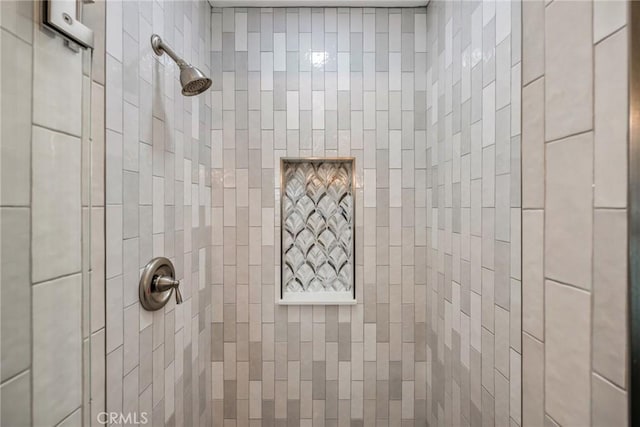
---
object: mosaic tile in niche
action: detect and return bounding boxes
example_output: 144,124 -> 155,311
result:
282,159 -> 354,294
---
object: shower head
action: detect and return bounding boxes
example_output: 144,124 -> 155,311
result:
151,34 -> 212,96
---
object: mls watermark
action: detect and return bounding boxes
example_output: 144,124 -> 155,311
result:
97,412 -> 149,425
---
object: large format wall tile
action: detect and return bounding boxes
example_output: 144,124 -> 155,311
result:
545,280 -> 591,426
593,209 -> 627,388
32,274 -> 82,426
593,0 -> 627,43
594,28 -> 628,208
32,126 -> 82,283
0,208 -> 30,381
0,370 -> 31,426
0,1 -> 102,425
544,0 -> 593,141
0,29 -> 31,206
592,373 -> 628,427
521,0 -> 629,423
544,132 -> 593,291
521,77 -> 544,210
522,210 -> 543,341
33,22 -> 83,137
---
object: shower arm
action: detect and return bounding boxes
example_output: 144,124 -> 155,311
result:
151,35 -> 188,69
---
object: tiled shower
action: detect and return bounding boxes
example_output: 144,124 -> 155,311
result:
210,6 -> 432,425
0,0 -> 631,426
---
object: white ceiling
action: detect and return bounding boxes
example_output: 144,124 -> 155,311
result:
211,0 -> 428,7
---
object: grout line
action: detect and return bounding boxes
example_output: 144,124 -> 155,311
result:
0,368 -> 31,388
32,270 -> 83,287
29,2 -> 37,423
589,1 -> 596,423
594,22 -> 627,48
592,370 -> 627,393
522,330 -> 543,345
543,276 -> 591,295
32,123 -> 83,140
53,406 -> 82,427
544,128 -> 593,146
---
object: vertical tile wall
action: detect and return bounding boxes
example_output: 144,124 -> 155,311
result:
105,1 -> 213,425
211,7 -> 429,426
424,1 -> 522,426
85,0 -> 108,424
0,0 -> 103,425
522,0 -> 629,425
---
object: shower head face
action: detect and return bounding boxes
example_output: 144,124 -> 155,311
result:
151,34 -> 212,97
180,65 -> 212,96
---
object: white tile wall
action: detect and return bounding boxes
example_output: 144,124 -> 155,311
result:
212,6 -> 428,425
32,126 -> 82,283
32,275 -> 83,426
522,0 -> 630,424
105,1 -> 212,425
0,1 -> 99,424
425,1 -> 522,425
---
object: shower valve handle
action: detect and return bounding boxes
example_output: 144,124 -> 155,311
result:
139,257 -> 182,311
154,276 -> 183,305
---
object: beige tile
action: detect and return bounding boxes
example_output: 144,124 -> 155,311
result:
0,0 -> 33,44
33,26 -> 83,137
494,372 -> 509,427
545,280 -> 591,426
545,132 -> 593,290
91,82 -> 106,207
509,349 -> 521,425
0,29 -> 31,206
32,126 -> 82,283
494,306 -> 509,379
0,208 -> 30,382
57,408 -> 82,427
106,205 -> 123,279
544,0 -> 593,140
90,329 -> 106,423
510,279 -> 522,354
91,207 -> 106,333
593,209 -> 627,388
594,28 -> 628,208
522,209 -> 543,340
481,268 -> 495,333
593,0 -> 627,43
0,369 -> 31,426
522,0 -> 545,85
522,333 -> 544,427
81,0 -> 105,84
481,328 -> 495,396
32,274 -> 82,426
592,373 -> 628,427
522,78 -> 544,209
545,414 -> 560,427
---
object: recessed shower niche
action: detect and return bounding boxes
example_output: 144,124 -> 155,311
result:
280,158 -> 356,304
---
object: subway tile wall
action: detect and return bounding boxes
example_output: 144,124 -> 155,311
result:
211,6 -> 430,426
522,0 -> 629,425
424,1 -> 522,425
105,1 -> 213,425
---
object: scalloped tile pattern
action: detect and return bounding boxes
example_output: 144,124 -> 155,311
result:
282,160 -> 354,293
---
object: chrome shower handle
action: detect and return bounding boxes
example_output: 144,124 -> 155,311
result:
154,276 -> 183,305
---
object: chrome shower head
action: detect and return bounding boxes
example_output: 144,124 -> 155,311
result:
151,34 -> 212,97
